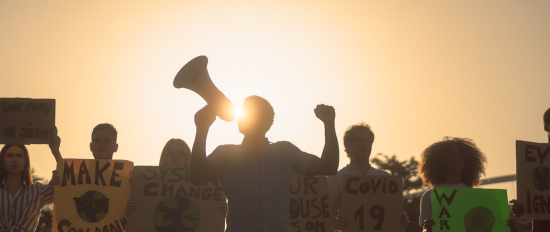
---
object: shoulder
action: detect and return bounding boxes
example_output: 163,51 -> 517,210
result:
421,188 -> 433,201
28,181 -> 53,192
270,141 -> 305,154
29,181 -> 47,187
271,141 -> 299,149
210,144 -> 240,155
328,167 -> 348,181
369,166 -> 391,176
377,169 -> 391,176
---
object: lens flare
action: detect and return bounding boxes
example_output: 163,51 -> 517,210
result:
234,107 -> 243,118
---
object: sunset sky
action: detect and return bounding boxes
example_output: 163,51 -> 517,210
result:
2,1 -> 549,200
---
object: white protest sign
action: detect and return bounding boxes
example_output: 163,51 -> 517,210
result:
516,140 -> 550,219
289,174 -> 333,232
341,175 -> 404,232
127,166 -> 226,232
0,98 -> 55,144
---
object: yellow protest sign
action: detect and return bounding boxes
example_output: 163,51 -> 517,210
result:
289,174 -> 333,232
340,175 -> 404,232
127,166 -> 226,232
516,140 -> 550,219
54,159 -> 133,232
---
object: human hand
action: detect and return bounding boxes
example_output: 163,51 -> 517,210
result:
219,203 -> 228,218
401,212 -> 410,227
509,199 -> 525,217
422,219 -> 435,232
194,105 -> 217,129
49,170 -> 60,186
314,104 -> 335,124
334,215 -> 348,230
49,127 -> 61,152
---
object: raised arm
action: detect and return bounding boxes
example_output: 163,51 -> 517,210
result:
190,105 -> 221,186
49,127 -> 63,162
304,104 -> 339,176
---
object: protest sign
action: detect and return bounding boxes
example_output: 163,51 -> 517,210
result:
54,159 -> 133,232
0,98 -> 55,144
127,166 -> 226,232
431,188 -> 510,232
289,174 -> 333,232
516,140 -> 550,219
340,175 -> 404,232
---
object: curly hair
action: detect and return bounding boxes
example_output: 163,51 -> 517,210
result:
418,137 -> 487,187
343,122 -> 374,158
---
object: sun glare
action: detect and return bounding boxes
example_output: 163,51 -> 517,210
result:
234,107 -> 243,119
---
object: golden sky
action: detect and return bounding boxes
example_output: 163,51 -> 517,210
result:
1,1 -> 549,199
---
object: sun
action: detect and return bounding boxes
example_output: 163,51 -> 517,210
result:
233,107 -> 243,119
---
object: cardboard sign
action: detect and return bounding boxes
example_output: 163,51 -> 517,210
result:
430,188 -> 510,232
127,166 -> 226,232
54,159 -> 134,232
0,98 -> 55,144
516,140 -> 550,219
289,174 -> 333,232
340,175 -> 404,232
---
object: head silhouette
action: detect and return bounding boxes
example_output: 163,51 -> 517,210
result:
544,108 -> 550,133
0,144 -> 32,184
159,139 -> 191,168
343,122 -> 375,162
418,137 -> 487,187
90,123 -> 118,159
237,95 -> 274,136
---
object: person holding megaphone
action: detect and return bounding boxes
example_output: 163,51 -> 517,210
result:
173,56 -> 339,232
189,96 -> 339,232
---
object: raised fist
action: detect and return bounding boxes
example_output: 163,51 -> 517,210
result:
314,104 -> 335,124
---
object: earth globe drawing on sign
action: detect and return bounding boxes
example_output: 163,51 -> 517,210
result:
153,196 -> 200,232
532,166 -> 550,191
73,191 -> 110,223
463,206 -> 495,232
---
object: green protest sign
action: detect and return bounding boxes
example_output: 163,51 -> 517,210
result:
431,188 -> 510,232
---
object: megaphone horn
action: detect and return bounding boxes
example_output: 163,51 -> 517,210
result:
173,56 -> 236,122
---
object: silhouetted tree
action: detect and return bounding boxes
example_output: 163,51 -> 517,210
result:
370,153 -> 426,232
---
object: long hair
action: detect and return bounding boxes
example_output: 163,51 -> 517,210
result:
418,137 -> 487,187
0,145 -> 32,184
158,139 -> 191,167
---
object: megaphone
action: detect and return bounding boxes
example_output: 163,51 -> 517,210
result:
174,56 -> 236,122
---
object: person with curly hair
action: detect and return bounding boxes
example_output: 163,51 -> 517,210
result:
417,137 -> 487,231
